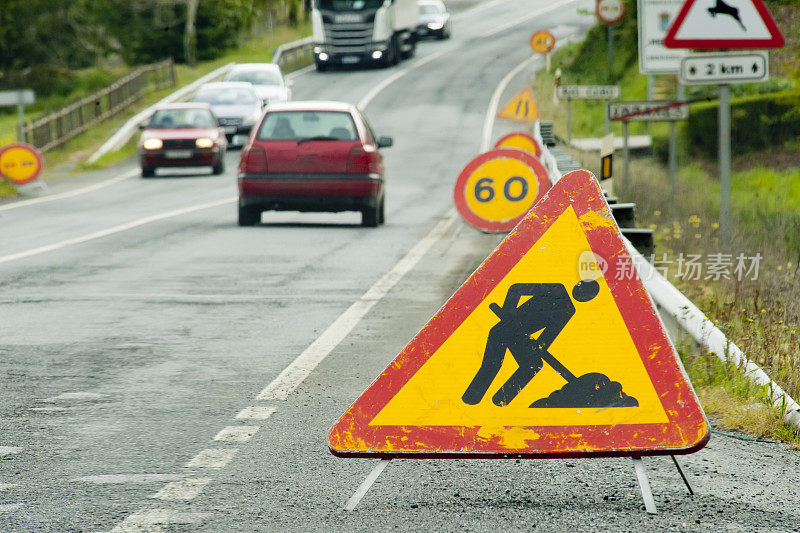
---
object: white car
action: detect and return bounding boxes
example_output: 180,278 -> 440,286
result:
418,0 -> 451,40
192,81 -> 264,144
224,63 -> 292,107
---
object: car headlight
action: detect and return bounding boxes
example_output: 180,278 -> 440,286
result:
143,138 -> 163,150
428,21 -> 444,30
196,137 -> 214,148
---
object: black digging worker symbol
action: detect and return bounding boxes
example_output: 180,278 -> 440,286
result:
461,280 -> 639,409
708,0 -> 746,31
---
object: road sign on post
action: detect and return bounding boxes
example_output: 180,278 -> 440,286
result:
680,51 -> 768,84
329,170 -> 709,513
530,30 -> 556,72
453,149 -> 550,233
557,86 -> 620,141
497,87 -> 540,122
494,132 -> 542,158
637,0 -> 690,74
597,0 -> 625,24
664,0 -> 784,49
0,90 -> 35,143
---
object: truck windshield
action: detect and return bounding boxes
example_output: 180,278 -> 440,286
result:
316,0 -> 384,10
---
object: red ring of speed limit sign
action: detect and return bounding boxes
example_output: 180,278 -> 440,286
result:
453,148 -> 550,233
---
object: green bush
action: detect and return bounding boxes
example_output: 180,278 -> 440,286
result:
686,90 -> 800,157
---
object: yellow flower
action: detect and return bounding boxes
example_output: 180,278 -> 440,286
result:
648,224 -> 657,230
695,233 -> 701,239
778,266 -> 783,271
788,262 -> 793,269
712,222 -> 719,229
654,210 -> 661,216
778,320 -> 784,324
761,309 -> 766,313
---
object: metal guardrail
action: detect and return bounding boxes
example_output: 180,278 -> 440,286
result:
24,60 -> 175,153
272,36 -> 314,68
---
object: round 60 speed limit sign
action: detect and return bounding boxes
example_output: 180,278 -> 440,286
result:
454,149 -> 550,233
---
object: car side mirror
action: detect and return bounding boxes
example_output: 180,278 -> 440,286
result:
138,122 -> 148,131
377,136 -> 393,148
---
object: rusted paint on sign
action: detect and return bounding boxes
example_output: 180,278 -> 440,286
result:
329,170 -> 709,458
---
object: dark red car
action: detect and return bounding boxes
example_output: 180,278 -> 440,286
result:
237,101 -> 392,227
139,103 -> 228,177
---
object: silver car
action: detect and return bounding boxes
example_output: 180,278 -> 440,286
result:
418,0 -> 451,40
224,63 -> 292,107
192,81 -> 264,144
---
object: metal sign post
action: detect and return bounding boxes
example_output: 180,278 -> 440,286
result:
0,90 -> 35,143
557,85 -> 621,142
719,84 -> 731,245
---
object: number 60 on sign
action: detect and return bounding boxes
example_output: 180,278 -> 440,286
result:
454,149 -> 551,233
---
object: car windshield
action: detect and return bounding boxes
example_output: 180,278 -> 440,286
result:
419,4 -> 443,15
194,87 -> 258,106
257,111 -> 358,141
148,108 -> 215,129
227,70 -> 282,86
315,0 -> 384,11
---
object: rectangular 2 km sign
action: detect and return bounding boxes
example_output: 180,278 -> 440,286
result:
608,101 -> 689,122
556,85 -> 620,99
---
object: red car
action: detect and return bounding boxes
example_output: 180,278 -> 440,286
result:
139,103 -> 228,177
237,101 -> 392,227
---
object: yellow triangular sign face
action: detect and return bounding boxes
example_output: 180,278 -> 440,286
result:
497,87 -> 540,122
370,206 -> 667,431
329,170 -> 709,458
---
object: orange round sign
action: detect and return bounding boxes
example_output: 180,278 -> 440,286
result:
494,132 -> 542,158
0,143 -> 44,185
530,30 -> 556,54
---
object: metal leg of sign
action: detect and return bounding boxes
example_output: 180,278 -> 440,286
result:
632,457 -> 657,514
670,455 -> 695,496
567,99 -> 572,143
607,25 -> 614,84
669,121 -> 677,200
17,102 -> 26,143
719,84 -> 732,246
622,121 -> 629,192
343,459 -> 391,511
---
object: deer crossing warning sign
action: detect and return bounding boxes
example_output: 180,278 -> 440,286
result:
329,170 -> 709,458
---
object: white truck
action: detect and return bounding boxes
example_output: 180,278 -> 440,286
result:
312,0 -> 420,70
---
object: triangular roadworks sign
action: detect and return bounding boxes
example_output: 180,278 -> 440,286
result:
329,170 -> 709,458
496,87 -> 540,122
664,0 -> 784,49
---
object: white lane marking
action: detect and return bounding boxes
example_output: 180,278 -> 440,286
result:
0,169 -> 138,213
235,406 -> 277,420
481,54 -> 540,152
213,426 -> 260,442
357,49 -> 451,110
0,196 -> 236,266
479,0 -> 581,39
0,483 -> 17,490
151,478 -> 211,501
0,446 -> 22,456
110,509 -> 209,533
29,406 -> 72,412
41,392 -> 105,402
0,503 -> 23,512
72,474 -> 186,484
185,449 -> 238,469
256,210 -> 457,401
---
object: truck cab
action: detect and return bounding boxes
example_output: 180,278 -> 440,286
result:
312,0 -> 419,70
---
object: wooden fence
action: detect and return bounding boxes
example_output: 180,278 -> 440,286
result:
24,60 -> 176,152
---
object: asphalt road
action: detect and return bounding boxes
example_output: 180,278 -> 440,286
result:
1,1 -> 799,531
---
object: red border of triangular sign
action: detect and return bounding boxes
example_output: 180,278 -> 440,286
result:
328,170 -> 709,459
664,0 -> 784,49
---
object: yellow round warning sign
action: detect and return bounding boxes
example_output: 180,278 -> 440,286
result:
494,132 -> 542,158
530,30 -> 556,54
0,143 -> 44,185
454,149 -> 550,233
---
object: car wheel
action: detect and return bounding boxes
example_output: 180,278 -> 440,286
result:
238,205 -> 260,226
378,198 -> 385,225
141,166 -> 155,178
212,158 -> 225,175
362,205 -> 379,227
401,36 -> 416,59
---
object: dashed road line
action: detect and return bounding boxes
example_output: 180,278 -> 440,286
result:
0,503 -> 24,512
72,474 -> 186,484
0,483 -> 17,490
213,426 -> 260,442
151,478 -> 212,501
110,509 -> 209,533
185,449 -> 238,469
0,446 -> 22,456
479,0 -> 581,39
235,406 -> 277,420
